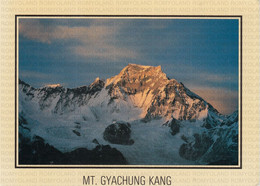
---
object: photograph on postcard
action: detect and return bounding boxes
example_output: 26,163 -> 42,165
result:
17,17 -> 241,167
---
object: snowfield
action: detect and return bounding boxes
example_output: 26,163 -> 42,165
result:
18,64 -> 238,165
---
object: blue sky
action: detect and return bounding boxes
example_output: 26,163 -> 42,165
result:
19,18 -> 239,114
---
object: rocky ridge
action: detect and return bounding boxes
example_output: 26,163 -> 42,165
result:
18,64 -> 238,165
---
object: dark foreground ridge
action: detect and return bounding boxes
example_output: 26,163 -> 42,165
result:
19,135 -> 127,165
18,64 -> 238,165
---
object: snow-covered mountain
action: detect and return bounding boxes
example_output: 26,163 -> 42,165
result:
18,64 -> 238,165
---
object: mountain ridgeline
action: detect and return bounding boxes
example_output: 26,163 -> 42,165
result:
19,64 -> 238,165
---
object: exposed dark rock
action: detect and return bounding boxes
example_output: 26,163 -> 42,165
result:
181,135 -> 189,143
72,130 -> 81,136
179,120 -> 238,165
200,125 -> 238,165
179,133 -> 213,161
92,139 -> 99,145
220,110 -> 238,126
103,123 -> 134,145
19,135 -> 127,165
19,79 -> 31,87
19,136 -> 65,165
67,86 -> 89,97
18,64 -> 238,166
40,86 -> 65,101
202,114 -> 219,129
19,115 -> 28,125
170,118 -> 181,136
38,86 -> 65,110
64,145 -> 127,165
162,120 -> 170,126
208,158 -> 238,165
88,78 -> 105,95
143,80 -> 214,121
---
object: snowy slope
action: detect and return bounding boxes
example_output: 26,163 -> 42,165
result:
18,64 -> 238,165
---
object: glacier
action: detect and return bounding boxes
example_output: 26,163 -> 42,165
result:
18,64 -> 238,165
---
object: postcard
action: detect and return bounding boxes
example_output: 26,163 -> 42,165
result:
0,1 -> 259,185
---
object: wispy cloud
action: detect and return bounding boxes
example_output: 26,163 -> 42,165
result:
19,19 -> 239,114
196,72 -> 237,84
161,62 -> 238,114
163,63 -> 238,89
190,87 -> 238,115
19,70 -> 49,79
19,19 -> 117,43
19,19 -> 139,61
73,45 -> 139,61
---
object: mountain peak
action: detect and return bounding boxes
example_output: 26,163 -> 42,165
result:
92,77 -> 101,84
124,63 -> 162,73
90,77 -> 105,88
19,64 -> 223,123
106,64 -> 168,87
45,84 -> 61,88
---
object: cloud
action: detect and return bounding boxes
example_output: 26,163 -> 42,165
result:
196,72 -> 237,84
19,19 -> 139,61
19,19 -> 117,43
164,63 -> 237,84
190,87 -> 238,115
161,62 -> 238,114
73,45 -> 139,61
19,70 -> 49,79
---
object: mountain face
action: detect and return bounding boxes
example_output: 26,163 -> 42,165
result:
18,64 -> 238,165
